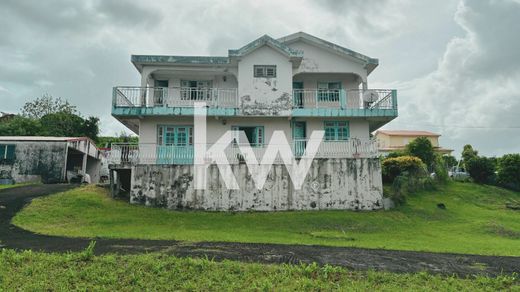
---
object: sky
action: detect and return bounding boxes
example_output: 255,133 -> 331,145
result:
1,0 -> 519,157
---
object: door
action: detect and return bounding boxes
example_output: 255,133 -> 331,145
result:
293,82 -> 304,108
157,126 -> 193,164
154,80 -> 168,105
292,121 -> 306,157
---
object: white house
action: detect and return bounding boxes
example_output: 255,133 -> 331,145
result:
108,32 -> 398,211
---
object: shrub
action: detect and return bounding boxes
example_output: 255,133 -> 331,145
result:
405,137 -> 435,171
382,156 -> 426,183
497,154 -> 520,191
385,151 -> 407,159
466,156 -> 496,184
433,154 -> 449,183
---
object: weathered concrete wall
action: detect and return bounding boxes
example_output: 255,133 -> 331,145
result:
0,141 -> 67,184
130,158 -> 383,211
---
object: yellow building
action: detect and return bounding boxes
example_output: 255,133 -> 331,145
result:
374,130 -> 453,156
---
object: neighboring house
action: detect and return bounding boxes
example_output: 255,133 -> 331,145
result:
0,112 -> 16,122
0,136 -> 102,184
374,130 -> 453,156
108,32 -> 398,211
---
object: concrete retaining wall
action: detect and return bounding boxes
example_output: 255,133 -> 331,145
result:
130,158 -> 383,211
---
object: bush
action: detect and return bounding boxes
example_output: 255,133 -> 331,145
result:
433,154 -> 449,183
385,151 -> 407,159
466,157 -> 496,184
382,156 -> 426,183
405,137 -> 435,171
497,154 -> 520,191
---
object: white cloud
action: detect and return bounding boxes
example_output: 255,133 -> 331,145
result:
385,0 -> 520,156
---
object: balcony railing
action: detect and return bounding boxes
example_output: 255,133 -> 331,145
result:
113,86 -> 239,108
293,89 -> 395,110
113,86 -> 396,111
108,138 -> 378,165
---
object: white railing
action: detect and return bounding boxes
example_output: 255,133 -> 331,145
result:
113,86 -> 239,108
292,89 -> 395,110
108,139 -> 378,165
113,86 -> 395,111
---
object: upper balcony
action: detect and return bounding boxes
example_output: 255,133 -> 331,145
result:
112,86 -> 397,119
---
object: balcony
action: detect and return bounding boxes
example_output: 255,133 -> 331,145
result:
112,86 -> 397,118
291,88 -> 397,117
112,86 -> 239,116
108,138 -> 378,166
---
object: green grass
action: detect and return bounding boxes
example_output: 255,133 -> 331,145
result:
0,248 -> 517,291
12,182 -> 520,256
0,182 -> 37,190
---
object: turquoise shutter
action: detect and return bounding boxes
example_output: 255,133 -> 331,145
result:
0,145 -> 5,159
255,126 -> 264,147
6,145 -> 15,160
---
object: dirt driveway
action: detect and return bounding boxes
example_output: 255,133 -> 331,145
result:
0,184 -> 518,277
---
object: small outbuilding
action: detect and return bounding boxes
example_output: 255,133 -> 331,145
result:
0,136 -> 102,184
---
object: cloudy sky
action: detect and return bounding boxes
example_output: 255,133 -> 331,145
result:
1,0 -> 519,157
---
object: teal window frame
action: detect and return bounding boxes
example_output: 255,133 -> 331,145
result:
0,144 -> 16,164
323,121 -> 349,141
231,125 -> 264,147
317,81 -> 341,101
157,125 -> 193,146
253,65 -> 276,78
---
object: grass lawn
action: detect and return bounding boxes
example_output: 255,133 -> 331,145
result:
0,182 -> 37,190
0,248 -> 517,291
12,182 -> 520,256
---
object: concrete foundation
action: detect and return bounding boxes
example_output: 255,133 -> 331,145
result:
129,158 -> 383,211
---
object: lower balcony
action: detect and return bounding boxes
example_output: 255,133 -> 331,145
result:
108,138 -> 378,166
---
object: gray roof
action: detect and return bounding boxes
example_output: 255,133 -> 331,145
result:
131,32 -> 378,73
278,32 -> 379,73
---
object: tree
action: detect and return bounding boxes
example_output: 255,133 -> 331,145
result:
466,156 -> 495,184
497,154 -> 520,191
442,155 -> 458,169
461,144 -> 478,168
21,94 -> 76,119
405,137 -> 435,170
39,112 -> 99,141
0,116 -> 42,136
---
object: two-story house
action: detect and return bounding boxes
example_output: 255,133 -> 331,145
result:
375,130 -> 453,156
109,32 -> 398,211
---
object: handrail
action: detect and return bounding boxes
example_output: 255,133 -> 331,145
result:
108,138 -> 379,165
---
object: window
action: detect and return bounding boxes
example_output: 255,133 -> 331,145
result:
253,65 -> 276,78
0,144 -> 15,164
231,126 -> 264,147
324,121 -> 349,141
317,82 -> 341,101
157,126 -> 193,146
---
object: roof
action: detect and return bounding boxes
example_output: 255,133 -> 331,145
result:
228,34 -> 303,58
131,32 -> 376,72
277,32 -> 379,74
376,130 -> 441,137
0,136 -> 96,144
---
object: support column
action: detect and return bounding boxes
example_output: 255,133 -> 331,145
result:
81,153 -> 87,183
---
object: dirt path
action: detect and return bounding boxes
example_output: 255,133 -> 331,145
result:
0,184 -> 518,277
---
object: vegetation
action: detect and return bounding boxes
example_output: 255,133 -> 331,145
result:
13,183 -> 520,256
0,182 -> 37,190
466,156 -> 496,184
405,137 -> 436,170
0,94 -> 99,141
1,249 -> 517,291
497,154 -> 520,191
382,156 -> 426,183
96,132 -> 139,148
442,155 -> 458,169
